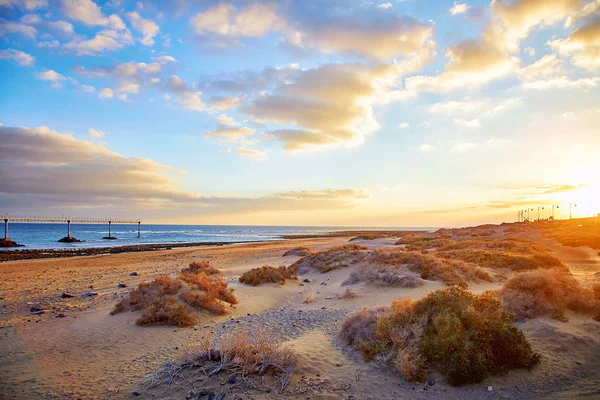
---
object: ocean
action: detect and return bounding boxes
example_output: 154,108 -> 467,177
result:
3,223 -> 434,250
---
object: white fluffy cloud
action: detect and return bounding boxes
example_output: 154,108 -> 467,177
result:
450,2 -> 470,15
61,0 -> 123,28
191,3 -> 284,37
64,27 -> 133,55
190,2 -> 434,61
0,48 -> 34,66
127,11 -> 159,46
549,16 -> 600,70
237,146 -> 268,161
37,69 -> 66,88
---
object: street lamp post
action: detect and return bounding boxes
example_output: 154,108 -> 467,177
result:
569,203 -> 577,219
537,206 -> 544,221
552,205 -> 559,220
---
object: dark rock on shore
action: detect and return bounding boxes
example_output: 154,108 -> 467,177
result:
0,238 -> 23,248
102,236 -> 118,240
60,291 -> 74,298
82,292 -> 98,298
118,283 -> 127,288
58,236 -> 81,243
130,272 -> 138,276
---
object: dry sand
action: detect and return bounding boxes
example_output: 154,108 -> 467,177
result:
1,231 -> 600,399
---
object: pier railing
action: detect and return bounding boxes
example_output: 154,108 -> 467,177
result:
1,214 -> 141,242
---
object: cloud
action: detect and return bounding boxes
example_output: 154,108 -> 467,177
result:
429,97 -> 522,117
155,55 -> 176,63
20,14 -> 74,37
61,0 -> 123,28
215,113 -> 239,127
98,87 -> 114,99
418,143 -> 435,152
74,60 -> 161,99
0,48 -> 34,66
0,19 -> 37,39
164,75 -> 205,111
450,2 -> 470,15
0,0 -> 47,10
450,138 -> 513,153
521,76 -> 600,90
63,28 -> 133,55
209,95 -> 247,110
37,69 -> 66,88
190,2 -> 434,61
518,53 -> 564,79
237,146 -> 268,160
453,117 -> 482,128
1,124 -> 367,215
89,128 -> 106,137
205,126 -> 256,142
191,3 -> 284,37
126,11 -> 159,46
407,0 -> 585,92
549,16 -> 600,70
243,61 -> 425,151
286,8 -> 434,60
397,122 -> 410,129
377,3 -> 392,10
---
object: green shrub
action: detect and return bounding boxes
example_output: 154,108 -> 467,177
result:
341,287 -> 539,385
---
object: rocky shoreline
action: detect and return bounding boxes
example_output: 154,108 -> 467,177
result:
0,241 -> 255,262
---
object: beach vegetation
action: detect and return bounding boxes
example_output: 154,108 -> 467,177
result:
239,265 -> 297,286
341,287 -> 540,385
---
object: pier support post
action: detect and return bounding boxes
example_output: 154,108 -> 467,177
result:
138,221 -> 141,238
4,218 -> 7,240
108,221 -> 112,238
67,220 -> 71,238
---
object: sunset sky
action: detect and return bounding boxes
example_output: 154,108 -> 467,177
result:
1,0 -> 599,227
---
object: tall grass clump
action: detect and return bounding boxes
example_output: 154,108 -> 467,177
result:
147,329 -> 298,394
341,287 -> 540,385
500,268 -> 599,321
239,265 -> 297,286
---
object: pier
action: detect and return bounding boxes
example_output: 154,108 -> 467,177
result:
1,215 -> 141,246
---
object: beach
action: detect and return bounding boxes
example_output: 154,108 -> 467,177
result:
1,224 -> 599,399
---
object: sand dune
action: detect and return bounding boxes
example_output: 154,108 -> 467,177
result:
1,227 -> 600,399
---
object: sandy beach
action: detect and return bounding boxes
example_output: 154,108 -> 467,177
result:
1,223 -> 599,400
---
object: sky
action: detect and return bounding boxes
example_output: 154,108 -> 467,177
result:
0,0 -> 599,227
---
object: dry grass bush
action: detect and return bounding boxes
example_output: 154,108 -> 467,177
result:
539,220 -> 600,250
341,287 -> 540,386
147,329 -> 298,394
239,265 -> 297,286
500,268 -> 599,321
372,249 -> 492,288
292,245 -> 370,274
183,260 -> 221,275
337,288 -> 358,299
349,235 -> 378,241
112,266 -> 238,326
405,238 -> 453,251
343,264 -> 424,287
438,225 -> 497,237
282,247 -> 312,257
303,295 -> 313,304
339,306 -> 388,360
435,249 -> 564,272
179,271 -> 238,305
394,235 -> 425,245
